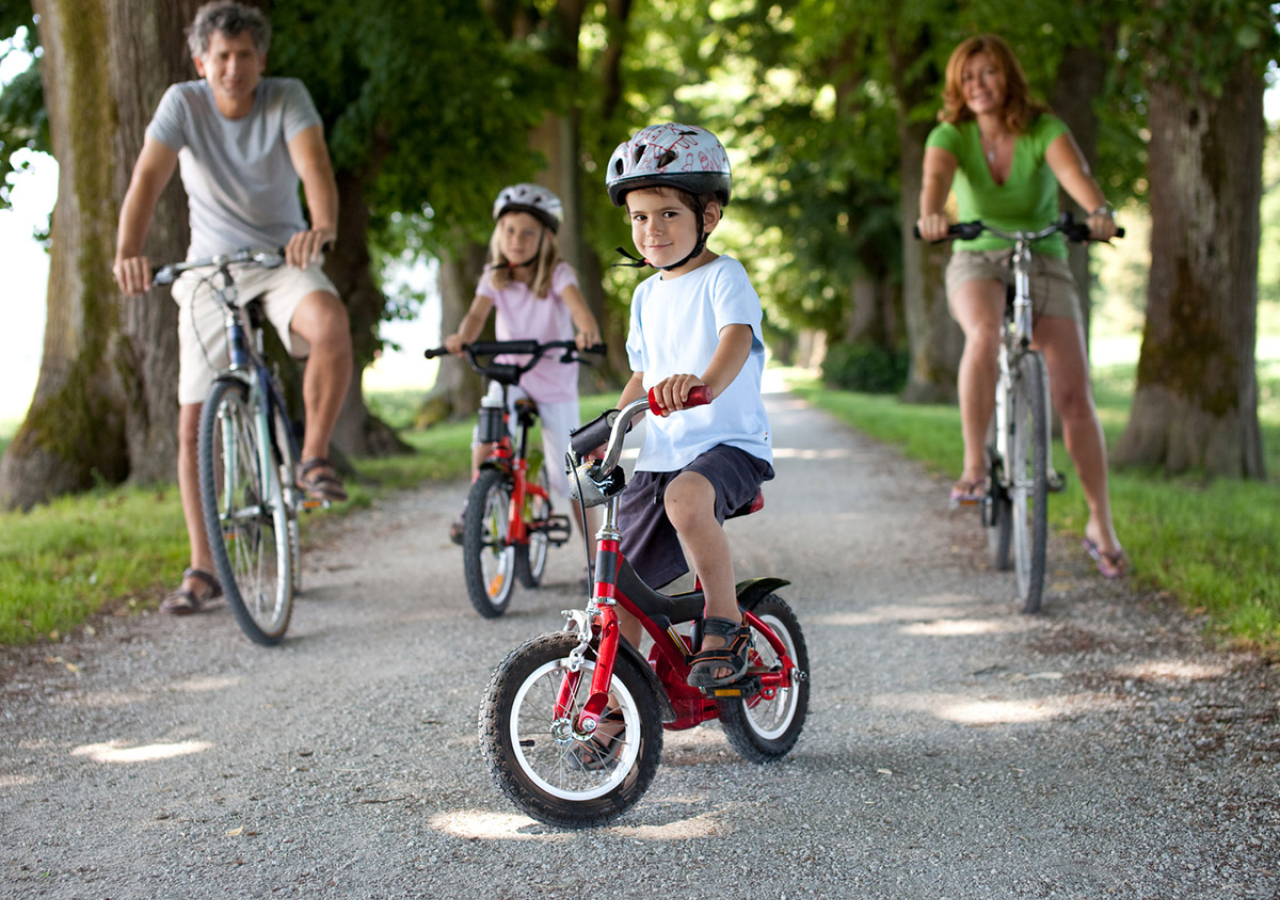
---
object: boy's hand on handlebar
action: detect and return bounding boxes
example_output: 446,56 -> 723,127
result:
113,255 -> 152,296
650,374 -> 709,416
916,213 -> 950,243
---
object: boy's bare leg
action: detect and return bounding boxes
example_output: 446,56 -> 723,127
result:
664,471 -> 740,680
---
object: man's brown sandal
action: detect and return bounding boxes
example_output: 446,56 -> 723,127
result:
299,457 -> 348,503
686,616 -> 754,690
159,567 -> 223,615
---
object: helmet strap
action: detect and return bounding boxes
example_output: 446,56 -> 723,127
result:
612,224 -> 707,273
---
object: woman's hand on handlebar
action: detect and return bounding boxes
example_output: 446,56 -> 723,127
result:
916,212 -> 951,243
1086,210 -> 1119,242
113,255 -> 152,296
649,374 -> 711,416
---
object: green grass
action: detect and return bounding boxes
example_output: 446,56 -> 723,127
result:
786,364 -> 1280,655
0,408 -> 474,646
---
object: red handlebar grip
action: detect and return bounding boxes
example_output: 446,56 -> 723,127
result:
647,384 -> 713,415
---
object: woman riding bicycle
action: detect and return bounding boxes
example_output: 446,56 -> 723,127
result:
915,33 -> 1126,578
443,184 -> 602,568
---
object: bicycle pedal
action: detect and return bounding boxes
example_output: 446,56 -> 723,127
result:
1047,471 -> 1067,493
707,675 -> 762,698
536,514 -> 572,545
300,498 -> 330,511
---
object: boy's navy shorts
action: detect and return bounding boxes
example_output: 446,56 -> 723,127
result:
617,444 -> 774,590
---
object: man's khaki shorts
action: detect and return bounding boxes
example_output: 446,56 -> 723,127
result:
172,261 -> 338,405
945,249 -> 1081,321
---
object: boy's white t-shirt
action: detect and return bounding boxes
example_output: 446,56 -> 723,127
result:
480,261 -> 579,403
625,255 -> 772,472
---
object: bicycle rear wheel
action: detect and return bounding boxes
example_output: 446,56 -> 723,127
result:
1008,352 -> 1049,613
717,593 -> 809,762
514,455 -> 551,589
462,468 -> 516,617
199,379 -> 294,645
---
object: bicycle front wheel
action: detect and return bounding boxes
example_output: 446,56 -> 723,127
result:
1008,352 -> 1049,614
514,456 -> 551,589
984,402 -> 1012,571
199,379 -> 294,644
462,468 -> 516,618
479,632 -> 663,828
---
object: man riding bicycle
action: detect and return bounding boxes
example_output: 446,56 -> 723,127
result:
112,1 -> 353,614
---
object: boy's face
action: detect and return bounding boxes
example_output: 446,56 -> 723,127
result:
625,187 -> 718,272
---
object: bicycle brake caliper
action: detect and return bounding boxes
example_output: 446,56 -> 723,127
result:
562,609 -> 592,673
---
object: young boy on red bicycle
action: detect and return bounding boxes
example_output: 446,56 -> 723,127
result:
604,123 -> 774,691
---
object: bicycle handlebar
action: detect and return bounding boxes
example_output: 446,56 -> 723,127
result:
422,340 -> 606,380
569,385 -> 712,482
151,248 -> 287,287
913,213 -> 1124,245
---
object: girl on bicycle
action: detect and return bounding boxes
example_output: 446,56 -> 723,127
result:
915,34 -> 1126,578
604,123 -> 775,689
443,184 -> 602,565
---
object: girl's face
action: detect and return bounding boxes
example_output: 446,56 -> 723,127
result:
626,188 -> 713,273
497,211 -> 545,265
960,51 -> 1006,117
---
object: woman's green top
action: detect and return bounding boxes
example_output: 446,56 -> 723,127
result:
925,113 -> 1071,258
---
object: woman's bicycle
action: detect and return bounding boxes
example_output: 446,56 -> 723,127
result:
424,339 -> 603,618
154,249 -> 318,645
920,213 -> 1122,613
478,386 -> 809,828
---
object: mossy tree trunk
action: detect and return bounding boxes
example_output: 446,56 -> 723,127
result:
0,0 -> 198,510
1113,58 -> 1266,478
890,31 -> 963,404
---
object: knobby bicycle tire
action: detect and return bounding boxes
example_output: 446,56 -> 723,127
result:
479,632 -> 663,828
198,378 -> 294,645
1009,352 -> 1049,614
462,468 -> 516,618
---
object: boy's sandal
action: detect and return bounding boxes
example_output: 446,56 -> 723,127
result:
686,616 -> 755,690
1083,538 -> 1129,579
299,457 -> 348,503
576,709 -> 626,772
159,567 -> 223,615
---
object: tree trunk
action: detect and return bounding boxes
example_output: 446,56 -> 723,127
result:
1113,60 -> 1266,478
1050,43 -> 1109,346
325,167 -> 411,458
421,242 -> 489,423
1,0 -> 197,510
890,34 -> 962,404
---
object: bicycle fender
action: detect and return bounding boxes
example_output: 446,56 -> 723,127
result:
478,459 -> 512,478
612,637 -> 678,725
734,576 -> 791,609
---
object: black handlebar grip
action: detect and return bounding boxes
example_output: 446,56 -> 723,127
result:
569,409 -> 621,458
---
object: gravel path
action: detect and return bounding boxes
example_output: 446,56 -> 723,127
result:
2,389 -> 1277,899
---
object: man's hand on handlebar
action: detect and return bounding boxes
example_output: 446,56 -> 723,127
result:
113,255 -> 152,296
285,227 -> 335,269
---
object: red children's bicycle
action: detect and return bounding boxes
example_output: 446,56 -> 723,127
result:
479,387 -> 809,827
425,340 -> 602,618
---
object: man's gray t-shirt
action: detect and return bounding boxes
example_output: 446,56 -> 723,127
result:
146,77 -> 322,259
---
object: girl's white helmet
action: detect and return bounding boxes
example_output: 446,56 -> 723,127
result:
493,183 -> 562,233
605,123 -> 731,207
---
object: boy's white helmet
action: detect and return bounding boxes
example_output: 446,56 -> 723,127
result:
493,183 -> 562,233
605,123 -> 731,207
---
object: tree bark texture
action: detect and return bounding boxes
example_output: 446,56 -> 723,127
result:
1050,39 -> 1113,350
890,34 -> 963,404
1113,60 -> 1266,478
1,0 -> 198,510
325,167 -> 410,458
